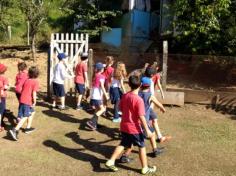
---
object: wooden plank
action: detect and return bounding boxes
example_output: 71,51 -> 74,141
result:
155,91 -> 185,107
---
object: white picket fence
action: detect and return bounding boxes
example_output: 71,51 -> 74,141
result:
48,33 -> 89,95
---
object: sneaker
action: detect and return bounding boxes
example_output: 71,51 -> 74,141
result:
9,128 -> 18,141
76,105 -> 83,110
58,106 -> 69,110
86,120 -> 97,130
105,161 -> 118,172
141,166 -> 157,175
118,111 -> 122,115
112,117 -> 121,123
24,128 -> 36,134
157,136 -> 172,143
119,155 -> 132,163
152,148 -> 163,157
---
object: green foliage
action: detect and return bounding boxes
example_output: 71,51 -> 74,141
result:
172,0 -> 236,55
67,0 -> 122,39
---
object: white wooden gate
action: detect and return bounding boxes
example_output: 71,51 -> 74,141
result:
48,33 -> 89,96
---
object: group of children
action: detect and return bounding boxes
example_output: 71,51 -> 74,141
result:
50,52 -> 171,174
0,52 -> 171,174
0,62 -> 40,141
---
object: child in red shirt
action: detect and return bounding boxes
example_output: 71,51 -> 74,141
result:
9,66 -> 39,141
0,64 -> 9,131
103,56 -> 114,90
74,53 -> 89,110
0,80 -> 3,131
105,75 -> 157,175
15,62 -> 28,101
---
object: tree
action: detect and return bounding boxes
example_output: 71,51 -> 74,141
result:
65,0 -> 121,40
20,0 -> 49,61
172,0 -> 232,55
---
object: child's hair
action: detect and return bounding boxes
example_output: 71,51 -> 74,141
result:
113,62 -> 127,80
17,62 -> 27,72
28,66 -> 39,78
128,75 -> 141,90
105,56 -> 114,66
144,67 -> 156,78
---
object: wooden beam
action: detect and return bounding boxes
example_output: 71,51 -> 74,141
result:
155,91 -> 185,107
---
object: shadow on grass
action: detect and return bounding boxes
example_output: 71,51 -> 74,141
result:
43,139 -> 109,173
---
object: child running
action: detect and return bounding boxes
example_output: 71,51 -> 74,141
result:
86,62 -> 109,130
109,62 -> 127,122
74,53 -> 89,110
105,75 -> 157,175
0,64 -> 9,131
9,66 -> 39,141
52,53 -> 74,110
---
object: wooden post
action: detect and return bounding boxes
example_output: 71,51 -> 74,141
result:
88,49 -> 94,86
162,40 -> 168,91
7,26 -> 11,41
27,21 -> 30,45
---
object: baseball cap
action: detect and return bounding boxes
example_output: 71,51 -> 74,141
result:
0,64 -> 7,73
95,62 -> 105,70
81,52 -> 88,58
57,53 -> 67,60
141,77 -> 151,87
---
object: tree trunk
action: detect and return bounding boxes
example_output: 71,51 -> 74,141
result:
31,34 -> 36,62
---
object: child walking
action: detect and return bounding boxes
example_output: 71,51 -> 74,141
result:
86,62 -> 109,130
15,62 -> 28,101
9,66 -> 39,141
105,75 -> 157,175
109,62 -> 127,122
52,53 -> 74,110
74,53 -> 89,110
0,64 -> 9,131
103,56 -> 114,90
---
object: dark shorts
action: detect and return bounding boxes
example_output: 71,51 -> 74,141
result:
149,108 -> 158,120
109,87 -> 123,104
16,93 -> 21,101
75,83 -> 85,95
53,82 -> 65,97
18,104 -> 34,118
90,99 -> 102,108
0,98 -> 6,116
120,132 -> 145,148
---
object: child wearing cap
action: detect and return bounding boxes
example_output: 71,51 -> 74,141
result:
9,66 -> 39,140
105,75 -> 157,175
52,53 -> 74,110
0,64 -> 9,131
109,62 -> 127,123
86,62 -> 109,130
74,53 -> 89,110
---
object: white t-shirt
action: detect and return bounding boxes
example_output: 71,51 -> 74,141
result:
111,78 -> 120,88
150,79 -> 155,95
53,62 -> 70,84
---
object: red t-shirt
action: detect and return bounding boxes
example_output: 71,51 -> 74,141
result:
74,62 -> 87,84
152,73 -> 161,87
15,70 -> 28,93
92,73 -> 105,88
102,66 -> 114,84
120,92 -> 145,134
20,79 -> 39,106
0,75 -> 9,97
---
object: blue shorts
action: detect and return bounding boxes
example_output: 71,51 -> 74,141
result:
0,97 -> 6,116
120,132 -> 145,148
149,108 -> 158,120
18,104 -> 34,118
109,87 -> 123,104
90,99 -> 102,108
53,82 -> 65,97
75,83 -> 85,95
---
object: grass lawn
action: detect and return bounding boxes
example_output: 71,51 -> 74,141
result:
0,55 -> 235,176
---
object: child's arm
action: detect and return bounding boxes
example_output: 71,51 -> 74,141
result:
84,71 -> 89,88
120,78 -> 126,93
32,91 -> 37,107
157,79 -> 164,99
140,115 -> 153,138
100,80 -> 109,100
150,95 -> 166,113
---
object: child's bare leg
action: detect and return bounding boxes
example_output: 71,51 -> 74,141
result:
77,94 -> 83,106
153,119 -> 163,139
139,147 -> 148,168
26,112 -> 35,129
15,117 -> 28,130
149,132 -> 157,150
96,105 -> 106,116
123,147 -> 133,156
61,96 -> 65,107
52,96 -> 57,107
